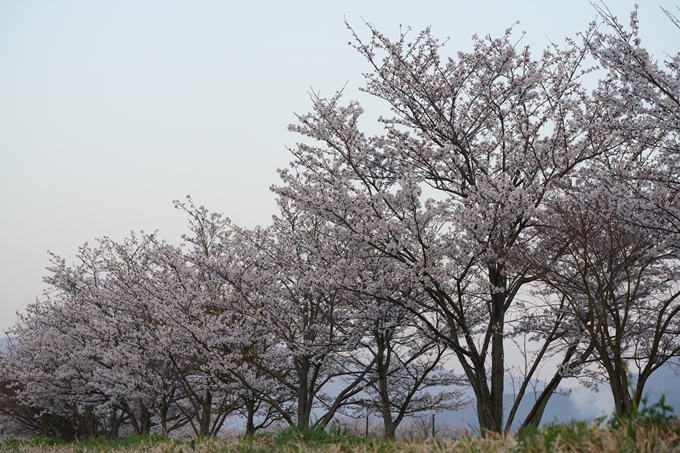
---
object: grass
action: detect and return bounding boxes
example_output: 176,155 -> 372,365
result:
1,418 -> 679,453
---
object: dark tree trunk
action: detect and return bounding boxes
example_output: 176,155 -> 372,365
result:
159,400 -> 169,436
244,398 -> 257,436
199,389 -> 213,436
140,403 -> 152,435
450,266 -> 509,435
108,408 -> 120,439
295,357 -> 312,428
611,365 -> 634,417
489,265 -> 506,433
375,332 -> 396,440
126,403 -> 141,436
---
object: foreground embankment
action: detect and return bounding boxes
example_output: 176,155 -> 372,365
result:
1,419 -> 679,453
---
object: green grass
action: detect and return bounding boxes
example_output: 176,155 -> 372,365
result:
0,434 -> 172,453
1,418 -> 679,453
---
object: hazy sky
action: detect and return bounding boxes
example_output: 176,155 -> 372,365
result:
1,0 -> 677,333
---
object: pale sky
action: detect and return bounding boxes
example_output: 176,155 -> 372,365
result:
1,0 -> 677,333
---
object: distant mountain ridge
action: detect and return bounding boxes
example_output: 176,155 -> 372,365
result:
436,365 -> 680,430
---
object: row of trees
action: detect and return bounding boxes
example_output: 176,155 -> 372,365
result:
0,198 -> 464,440
2,5 -> 679,439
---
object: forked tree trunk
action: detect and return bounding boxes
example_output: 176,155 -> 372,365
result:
244,398 -> 257,436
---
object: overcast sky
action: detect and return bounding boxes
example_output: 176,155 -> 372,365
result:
1,0 -> 677,333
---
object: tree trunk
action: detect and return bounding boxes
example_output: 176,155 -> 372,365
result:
633,373 -> 650,411
603,356 -> 634,417
489,266 -> 506,434
140,403 -> 152,435
458,265 -> 507,434
126,402 -> 141,436
520,374 -> 563,430
296,358 -> 311,428
82,409 -> 97,438
376,332 -> 396,440
108,408 -> 120,439
459,354 -> 501,434
244,397 -> 256,436
197,388 -> 213,436
476,379 -> 501,433
159,400 -> 170,436
612,371 -> 634,416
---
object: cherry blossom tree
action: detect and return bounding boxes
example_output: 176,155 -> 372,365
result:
1,232 -> 244,438
275,23 -> 610,433
344,315 -> 466,440
528,178 -> 680,416
173,198 -> 292,436
0,298 -> 115,440
587,4 -> 680,248
326,242 -> 466,439
522,6 -> 680,417
192,199 -> 379,429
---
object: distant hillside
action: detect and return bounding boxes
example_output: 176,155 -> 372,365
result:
435,365 -> 680,430
434,385 -> 612,430
0,337 -> 8,352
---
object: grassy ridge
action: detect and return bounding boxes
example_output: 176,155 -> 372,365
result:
1,419 -> 679,453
